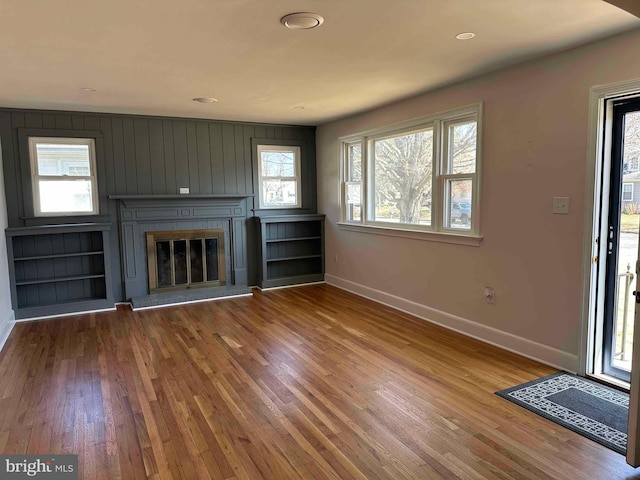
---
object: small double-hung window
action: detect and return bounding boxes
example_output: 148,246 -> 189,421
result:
29,137 -> 99,216
341,103 -> 482,237
257,145 -> 302,209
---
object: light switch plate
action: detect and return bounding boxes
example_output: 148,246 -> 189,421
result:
552,196 -> 569,214
179,187 -> 190,194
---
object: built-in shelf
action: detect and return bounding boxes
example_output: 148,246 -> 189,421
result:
17,296 -> 113,309
6,223 -> 114,319
256,214 -> 325,289
14,251 -> 104,261
266,254 -> 323,263
16,274 -> 106,286
265,236 -> 322,243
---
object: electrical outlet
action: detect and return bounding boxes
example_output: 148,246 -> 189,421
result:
484,287 -> 495,304
552,196 -> 569,214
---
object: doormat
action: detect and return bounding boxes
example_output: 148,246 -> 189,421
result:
496,372 -> 628,454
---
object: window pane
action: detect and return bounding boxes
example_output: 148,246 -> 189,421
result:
346,182 -> 361,222
348,143 -> 362,182
36,143 -> 91,176
446,179 -> 472,230
38,180 -> 94,213
623,183 -> 634,201
372,129 -> 433,226
262,180 -> 298,207
449,121 -> 477,174
261,150 -> 295,177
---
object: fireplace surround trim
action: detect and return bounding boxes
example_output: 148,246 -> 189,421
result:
114,195 -> 251,303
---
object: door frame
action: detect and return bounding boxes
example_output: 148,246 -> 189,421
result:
580,78 -> 640,381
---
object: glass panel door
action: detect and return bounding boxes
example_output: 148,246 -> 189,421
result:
602,98 -> 640,382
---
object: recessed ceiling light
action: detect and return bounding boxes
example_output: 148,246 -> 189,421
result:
80,87 -> 96,92
193,97 -> 218,104
280,12 -> 324,30
455,32 -> 476,40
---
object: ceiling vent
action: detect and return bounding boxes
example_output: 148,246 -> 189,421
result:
280,13 -> 324,30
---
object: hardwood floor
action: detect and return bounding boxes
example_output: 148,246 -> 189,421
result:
0,284 -> 637,479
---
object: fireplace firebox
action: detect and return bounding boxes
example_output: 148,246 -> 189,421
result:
146,229 -> 226,293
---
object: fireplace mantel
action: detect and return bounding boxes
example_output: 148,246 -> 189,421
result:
109,194 -> 253,200
109,194 -> 253,210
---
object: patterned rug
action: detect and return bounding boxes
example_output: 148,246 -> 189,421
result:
496,372 -> 628,454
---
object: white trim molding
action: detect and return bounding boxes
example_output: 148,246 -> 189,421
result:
14,307 -> 115,322
580,77 -> 640,378
327,274 -> 579,373
337,222 -> 482,246
0,309 -> 15,353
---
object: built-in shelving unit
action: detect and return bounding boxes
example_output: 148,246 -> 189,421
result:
256,214 -> 325,289
6,223 -> 114,319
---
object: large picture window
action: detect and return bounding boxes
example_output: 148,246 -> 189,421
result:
257,145 -> 302,209
29,137 -> 99,216
341,104 -> 481,237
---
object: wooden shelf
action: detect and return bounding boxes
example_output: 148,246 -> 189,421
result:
14,251 -> 104,261
15,297 -> 112,313
16,274 -> 106,286
6,222 -> 111,236
267,254 -> 322,263
266,236 -> 321,243
258,273 -> 324,289
6,223 -> 114,319
256,214 -> 325,289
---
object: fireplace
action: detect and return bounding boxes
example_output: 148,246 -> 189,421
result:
113,194 -> 250,307
146,229 -> 226,293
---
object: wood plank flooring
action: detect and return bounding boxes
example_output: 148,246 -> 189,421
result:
0,284 -> 637,479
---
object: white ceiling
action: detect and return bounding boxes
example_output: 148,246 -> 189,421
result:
0,0 -> 638,126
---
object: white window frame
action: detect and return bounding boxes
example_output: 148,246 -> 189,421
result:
257,144 -> 302,209
623,182 -> 634,202
339,103 -> 482,241
343,141 -> 363,223
29,137 -> 99,216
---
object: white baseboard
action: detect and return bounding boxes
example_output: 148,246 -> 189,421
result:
0,309 -> 15,354
256,281 -> 326,291
325,274 -> 578,373
13,307 -> 117,322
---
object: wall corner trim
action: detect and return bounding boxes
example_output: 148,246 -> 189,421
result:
0,309 -> 16,353
325,274 -> 579,373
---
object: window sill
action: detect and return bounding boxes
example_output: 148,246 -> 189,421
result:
336,222 -> 482,246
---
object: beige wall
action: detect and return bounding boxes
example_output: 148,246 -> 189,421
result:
317,28 -> 640,371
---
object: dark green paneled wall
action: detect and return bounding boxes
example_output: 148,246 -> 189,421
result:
0,108 -> 316,299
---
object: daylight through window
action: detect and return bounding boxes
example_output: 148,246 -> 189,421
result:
257,145 -> 301,209
341,104 -> 481,236
29,137 -> 99,216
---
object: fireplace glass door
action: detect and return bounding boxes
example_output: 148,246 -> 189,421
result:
147,229 -> 225,293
